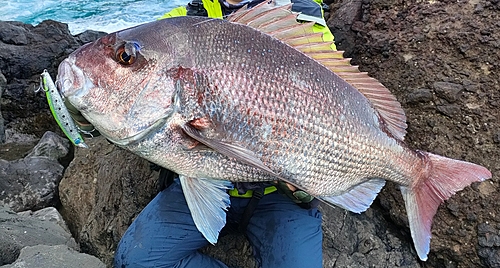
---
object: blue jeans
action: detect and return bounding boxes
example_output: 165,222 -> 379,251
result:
114,179 -> 322,268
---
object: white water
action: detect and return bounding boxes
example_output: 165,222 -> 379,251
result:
1,0 -> 186,34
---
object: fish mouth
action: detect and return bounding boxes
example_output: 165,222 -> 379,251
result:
57,55 -> 93,104
56,54 -> 171,146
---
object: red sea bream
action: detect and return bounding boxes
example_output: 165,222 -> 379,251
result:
56,2 -> 491,261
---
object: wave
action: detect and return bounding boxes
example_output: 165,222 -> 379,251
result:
0,0 -> 186,34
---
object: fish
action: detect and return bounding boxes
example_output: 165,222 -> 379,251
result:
55,1 -> 491,261
38,69 -> 88,148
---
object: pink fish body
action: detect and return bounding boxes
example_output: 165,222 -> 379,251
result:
56,2 -> 491,261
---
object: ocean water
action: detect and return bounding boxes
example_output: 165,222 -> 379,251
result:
1,0 -> 186,34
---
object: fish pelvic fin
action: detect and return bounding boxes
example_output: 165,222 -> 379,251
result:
179,176 -> 233,244
401,151 -> 491,261
320,178 -> 385,213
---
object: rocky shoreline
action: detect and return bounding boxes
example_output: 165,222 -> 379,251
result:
1,1 -> 499,267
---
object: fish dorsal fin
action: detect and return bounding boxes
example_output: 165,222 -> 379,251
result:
228,1 -> 407,140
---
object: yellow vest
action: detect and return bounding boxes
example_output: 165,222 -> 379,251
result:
159,0 -> 336,50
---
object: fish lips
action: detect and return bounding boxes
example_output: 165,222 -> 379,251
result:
57,56 -> 93,110
56,55 -> 171,146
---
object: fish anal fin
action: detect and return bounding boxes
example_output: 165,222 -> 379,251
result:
402,151 -> 492,260
320,178 -> 385,213
181,123 -> 281,178
179,176 -> 232,244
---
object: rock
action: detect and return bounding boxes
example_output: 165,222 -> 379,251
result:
58,136 -> 158,266
433,81 -> 464,103
327,0 -> 363,55
0,206 -> 78,265
0,22 -> 28,45
75,30 -> 107,45
0,131 -> 69,212
436,104 -> 461,118
321,204 -> 420,267
25,131 -> 70,160
0,20 -> 75,81
0,20 -> 105,140
477,223 -> 500,267
17,207 -> 71,234
0,245 -> 105,268
0,21 -> 77,122
462,79 -> 479,93
406,88 -> 433,104
494,132 -> 500,144
328,1 -> 499,267
0,71 -> 6,143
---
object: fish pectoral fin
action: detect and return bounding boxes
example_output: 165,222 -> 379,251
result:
320,178 -> 385,213
179,175 -> 233,244
182,123 -> 281,178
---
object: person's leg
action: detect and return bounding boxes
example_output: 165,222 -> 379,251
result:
114,179 -> 228,268
233,193 -> 323,268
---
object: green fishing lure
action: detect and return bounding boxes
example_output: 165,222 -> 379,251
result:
39,70 -> 88,148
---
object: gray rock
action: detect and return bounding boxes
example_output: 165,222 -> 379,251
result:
406,88 -> 433,104
327,0 -> 363,56
494,132 -> 500,144
59,136 -> 158,266
321,204 -> 420,267
0,23 -> 28,45
477,223 -> 500,267
25,131 -> 70,160
17,207 -> 71,234
75,30 -> 107,44
433,81 -> 464,103
436,104 -> 461,118
0,21 -> 105,141
0,206 -> 78,265
0,245 -> 105,268
0,71 -> 5,143
0,131 -> 69,212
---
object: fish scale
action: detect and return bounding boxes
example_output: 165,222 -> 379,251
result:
56,1 -> 491,261
182,63 -> 405,194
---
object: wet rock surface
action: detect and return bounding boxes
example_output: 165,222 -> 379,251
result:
1,0 -> 499,267
0,206 -> 78,265
0,131 -> 69,212
58,137 -> 158,266
0,20 -> 105,141
0,244 -> 105,268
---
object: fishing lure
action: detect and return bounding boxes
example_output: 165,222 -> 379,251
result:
38,70 -> 88,148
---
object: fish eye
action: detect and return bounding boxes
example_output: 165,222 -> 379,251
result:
115,42 -> 139,65
116,47 -> 135,65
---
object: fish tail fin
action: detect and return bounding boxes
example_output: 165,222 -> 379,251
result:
401,151 -> 491,261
